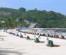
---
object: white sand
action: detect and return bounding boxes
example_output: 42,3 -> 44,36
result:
0,30 -> 66,55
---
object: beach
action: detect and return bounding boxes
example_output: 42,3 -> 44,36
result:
0,29 -> 66,55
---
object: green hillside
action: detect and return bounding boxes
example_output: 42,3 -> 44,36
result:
0,7 -> 66,28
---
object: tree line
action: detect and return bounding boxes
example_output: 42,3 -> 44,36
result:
0,7 -> 66,28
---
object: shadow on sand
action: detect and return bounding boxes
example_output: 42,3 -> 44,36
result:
0,48 -> 24,55
53,44 -> 60,47
47,44 -> 60,47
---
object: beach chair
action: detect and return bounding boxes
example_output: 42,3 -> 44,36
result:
46,35 -> 54,47
47,40 -> 54,47
26,36 -> 30,40
60,36 -> 65,39
16,34 -> 19,36
20,34 -> 23,38
35,38 -> 40,43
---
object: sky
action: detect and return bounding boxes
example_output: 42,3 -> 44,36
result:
0,0 -> 66,15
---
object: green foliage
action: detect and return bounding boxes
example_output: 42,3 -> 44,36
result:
0,7 -> 66,28
19,7 -> 26,12
5,18 -> 16,28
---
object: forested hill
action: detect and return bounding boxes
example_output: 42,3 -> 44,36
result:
0,7 -> 66,28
